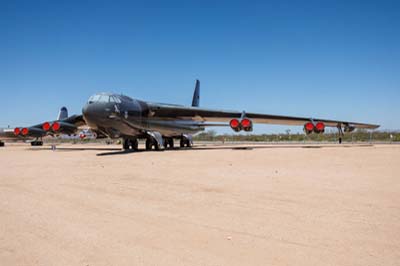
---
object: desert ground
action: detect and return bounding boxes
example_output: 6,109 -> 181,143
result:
0,143 -> 399,266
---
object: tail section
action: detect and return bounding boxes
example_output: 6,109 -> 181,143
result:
57,107 -> 68,120
191,79 -> 200,107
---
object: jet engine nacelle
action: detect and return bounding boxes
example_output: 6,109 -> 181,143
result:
313,122 -> 325,134
51,121 -> 77,134
230,118 -> 253,132
14,127 -> 21,136
304,122 -> 314,135
241,118 -> 253,132
21,127 -> 46,137
230,119 -> 241,132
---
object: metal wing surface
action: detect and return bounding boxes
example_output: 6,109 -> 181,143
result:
147,103 -> 379,129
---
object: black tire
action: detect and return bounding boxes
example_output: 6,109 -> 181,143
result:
0,142 -> 4,147
186,139 -> 192,148
180,139 -> 185,148
131,139 -> 139,150
146,138 -> 153,150
123,139 -> 130,150
163,138 -> 174,149
163,138 -> 169,149
154,143 -> 161,151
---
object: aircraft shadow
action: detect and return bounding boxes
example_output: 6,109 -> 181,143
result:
95,144 -> 373,156
29,147 -> 121,152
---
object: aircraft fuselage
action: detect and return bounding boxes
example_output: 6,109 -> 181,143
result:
82,93 -> 204,139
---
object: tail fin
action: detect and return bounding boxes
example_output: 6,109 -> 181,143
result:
192,79 -> 200,107
57,107 -> 68,120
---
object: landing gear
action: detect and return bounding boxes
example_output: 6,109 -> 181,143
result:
144,132 -> 165,151
145,138 -> 154,151
180,137 -> 192,148
168,138 -> 174,149
180,139 -> 185,148
337,124 -> 344,144
30,140 -> 43,146
0,141 -> 4,147
146,137 -> 163,151
122,138 -> 138,151
163,138 -> 174,149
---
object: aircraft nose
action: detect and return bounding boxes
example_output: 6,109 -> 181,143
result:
82,103 -> 90,117
82,103 -> 96,120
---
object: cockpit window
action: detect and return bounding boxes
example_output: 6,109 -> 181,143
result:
98,95 -> 110,103
110,96 -> 122,103
88,94 -> 115,103
120,95 -> 133,102
88,94 -> 101,103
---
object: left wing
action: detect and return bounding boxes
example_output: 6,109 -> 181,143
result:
147,103 -> 379,130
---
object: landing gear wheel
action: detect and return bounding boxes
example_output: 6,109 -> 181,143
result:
163,138 -> 169,149
154,143 -> 161,151
163,138 -> 174,149
130,139 -> 139,150
123,139 -> 130,150
180,138 -> 192,148
146,138 -> 154,151
123,138 -> 139,151
0,141 -> 4,147
186,139 -> 192,148
30,141 -> 43,146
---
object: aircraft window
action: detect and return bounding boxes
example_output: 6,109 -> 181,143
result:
98,95 -> 110,103
112,96 -> 122,103
120,95 -> 133,102
88,95 -> 101,103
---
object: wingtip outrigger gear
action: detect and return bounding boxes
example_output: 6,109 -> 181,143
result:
337,123 -> 344,144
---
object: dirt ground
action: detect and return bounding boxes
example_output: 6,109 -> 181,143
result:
0,143 -> 399,266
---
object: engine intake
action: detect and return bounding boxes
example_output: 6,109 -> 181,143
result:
51,121 -> 77,134
230,119 -> 241,132
42,122 -> 51,131
14,128 -> 21,136
314,122 -> 325,134
304,122 -> 314,135
241,118 -> 253,132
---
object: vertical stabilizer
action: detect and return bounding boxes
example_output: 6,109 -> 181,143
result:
192,79 -> 200,107
57,107 -> 68,120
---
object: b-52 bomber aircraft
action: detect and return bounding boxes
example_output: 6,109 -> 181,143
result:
80,80 -> 379,151
0,80 -> 379,149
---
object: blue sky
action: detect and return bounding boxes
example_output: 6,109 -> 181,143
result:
1,0 -> 399,133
